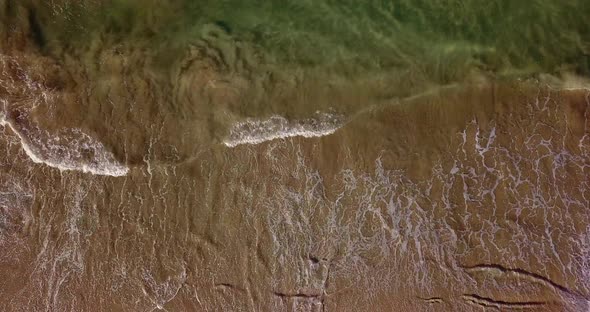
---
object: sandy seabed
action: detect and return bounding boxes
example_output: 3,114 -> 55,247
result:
0,1 -> 589,311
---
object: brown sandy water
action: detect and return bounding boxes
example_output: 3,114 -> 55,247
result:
1,1 -> 590,311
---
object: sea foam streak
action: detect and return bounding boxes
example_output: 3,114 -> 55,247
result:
0,114 -> 128,177
223,112 -> 344,147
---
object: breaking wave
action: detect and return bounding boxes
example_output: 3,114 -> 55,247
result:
0,114 -> 128,177
223,112 -> 344,147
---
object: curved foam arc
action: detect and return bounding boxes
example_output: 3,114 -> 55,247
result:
0,115 -> 129,177
223,113 -> 344,147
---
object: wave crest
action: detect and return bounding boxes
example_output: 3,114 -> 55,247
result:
0,114 -> 128,177
223,112 -> 344,147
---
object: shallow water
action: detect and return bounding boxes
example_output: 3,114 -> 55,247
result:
0,1 -> 590,311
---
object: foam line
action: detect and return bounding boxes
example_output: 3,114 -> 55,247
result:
0,114 -> 128,177
223,113 -> 343,147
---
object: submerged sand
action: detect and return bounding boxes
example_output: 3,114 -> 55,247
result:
0,1 -> 589,311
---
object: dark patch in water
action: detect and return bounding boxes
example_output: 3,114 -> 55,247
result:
27,8 -> 45,50
214,20 -> 232,34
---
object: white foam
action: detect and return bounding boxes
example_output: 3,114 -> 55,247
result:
223,112 -> 344,147
0,114 -> 128,177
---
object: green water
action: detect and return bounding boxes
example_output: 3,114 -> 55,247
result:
22,0 -> 590,83
1,3 -> 590,311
